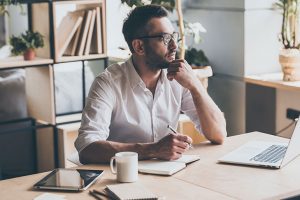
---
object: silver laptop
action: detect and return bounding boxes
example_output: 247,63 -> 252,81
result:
218,119 -> 300,168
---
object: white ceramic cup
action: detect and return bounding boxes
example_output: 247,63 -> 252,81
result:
110,152 -> 138,182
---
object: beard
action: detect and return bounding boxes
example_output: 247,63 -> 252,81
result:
144,44 -> 176,70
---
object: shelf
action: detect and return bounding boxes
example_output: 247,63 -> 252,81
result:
56,113 -> 82,124
108,49 -> 131,62
193,66 -> 213,79
0,56 -> 53,69
245,72 -> 300,91
55,53 -> 107,63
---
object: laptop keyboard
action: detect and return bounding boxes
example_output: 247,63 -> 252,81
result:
250,145 -> 287,163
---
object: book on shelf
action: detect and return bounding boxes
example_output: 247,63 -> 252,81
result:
76,10 -> 93,56
56,11 -> 83,58
138,154 -> 200,176
64,10 -> 85,56
105,183 -> 160,200
84,9 -> 96,55
90,6 -> 102,54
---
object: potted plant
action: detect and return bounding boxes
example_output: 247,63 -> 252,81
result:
276,0 -> 300,81
9,30 -> 44,60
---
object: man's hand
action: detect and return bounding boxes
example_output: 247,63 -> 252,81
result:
167,59 -> 198,90
153,133 -> 193,160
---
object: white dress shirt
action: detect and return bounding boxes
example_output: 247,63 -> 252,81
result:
75,57 -> 202,153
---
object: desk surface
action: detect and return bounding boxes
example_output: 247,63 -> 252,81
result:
1,132 -> 299,200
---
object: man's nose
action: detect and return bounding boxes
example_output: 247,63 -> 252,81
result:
168,38 -> 178,50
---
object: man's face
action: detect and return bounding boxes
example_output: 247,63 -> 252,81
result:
142,17 -> 178,70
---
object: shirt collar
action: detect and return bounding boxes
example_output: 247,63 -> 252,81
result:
126,57 -> 145,89
125,56 -> 168,90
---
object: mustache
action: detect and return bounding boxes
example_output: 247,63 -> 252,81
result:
159,51 -> 177,69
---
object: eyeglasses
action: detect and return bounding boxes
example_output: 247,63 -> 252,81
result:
136,32 -> 180,45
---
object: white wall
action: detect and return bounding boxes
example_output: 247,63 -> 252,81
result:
7,5 -> 28,37
106,1 -> 130,50
184,0 -> 294,136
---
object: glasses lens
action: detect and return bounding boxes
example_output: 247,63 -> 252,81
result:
163,33 -> 179,45
172,32 -> 179,42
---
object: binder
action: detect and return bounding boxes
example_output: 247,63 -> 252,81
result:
90,6 -> 102,54
56,11 -> 83,58
76,10 -> 92,56
84,9 -> 96,55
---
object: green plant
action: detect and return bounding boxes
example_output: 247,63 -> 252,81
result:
185,48 -> 209,67
275,0 -> 300,49
121,0 -> 207,62
9,30 -> 44,55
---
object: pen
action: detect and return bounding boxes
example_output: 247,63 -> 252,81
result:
167,125 -> 193,149
93,189 -> 111,198
89,190 -> 104,200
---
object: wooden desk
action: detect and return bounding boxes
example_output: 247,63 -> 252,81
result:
1,132 -> 299,200
0,168 -> 232,200
175,132 -> 300,200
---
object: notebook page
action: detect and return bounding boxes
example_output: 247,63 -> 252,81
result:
138,160 -> 186,175
106,183 -> 158,200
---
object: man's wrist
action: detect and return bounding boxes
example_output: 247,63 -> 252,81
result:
135,142 -> 157,160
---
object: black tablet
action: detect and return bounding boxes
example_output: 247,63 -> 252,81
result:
33,168 -> 104,191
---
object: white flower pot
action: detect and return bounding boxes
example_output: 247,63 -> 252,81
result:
279,49 -> 300,81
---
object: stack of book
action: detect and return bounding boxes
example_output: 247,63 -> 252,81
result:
56,6 -> 103,58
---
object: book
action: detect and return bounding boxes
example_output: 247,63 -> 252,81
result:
76,10 -> 92,56
84,9 -> 96,55
138,154 -> 200,176
90,6 -> 102,54
56,11 -> 83,58
64,10 -> 85,56
105,183 -> 159,200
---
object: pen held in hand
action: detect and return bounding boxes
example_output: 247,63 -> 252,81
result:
167,124 -> 193,149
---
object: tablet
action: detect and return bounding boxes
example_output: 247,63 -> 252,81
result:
33,168 -> 104,191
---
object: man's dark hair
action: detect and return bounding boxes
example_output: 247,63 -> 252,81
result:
122,4 -> 169,53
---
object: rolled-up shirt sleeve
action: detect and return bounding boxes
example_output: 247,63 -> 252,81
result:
180,87 -> 202,134
75,74 -> 115,153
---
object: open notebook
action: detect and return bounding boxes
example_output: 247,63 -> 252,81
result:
138,155 -> 200,176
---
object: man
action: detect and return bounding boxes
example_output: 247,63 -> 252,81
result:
75,5 -> 227,164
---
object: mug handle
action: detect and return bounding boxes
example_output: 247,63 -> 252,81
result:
110,156 -> 117,174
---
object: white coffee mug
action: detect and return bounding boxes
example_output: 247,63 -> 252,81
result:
110,152 -> 138,182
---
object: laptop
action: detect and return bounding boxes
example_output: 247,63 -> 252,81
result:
218,119 -> 300,169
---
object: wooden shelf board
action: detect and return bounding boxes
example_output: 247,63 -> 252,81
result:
57,122 -> 81,131
55,54 -> 107,63
193,66 -> 213,79
245,72 -> 300,91
54,0 -> 102,5
108,49 -> 131,62
56,113 -> 82,124
0,56 -> 53,69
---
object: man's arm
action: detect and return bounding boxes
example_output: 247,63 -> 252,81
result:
167,59 -> 227,144
79,133 -> 192,164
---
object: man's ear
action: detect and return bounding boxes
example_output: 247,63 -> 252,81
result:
132,39 -> 145,55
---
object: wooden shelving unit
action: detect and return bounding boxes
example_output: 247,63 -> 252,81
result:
0,0 -> 108,173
